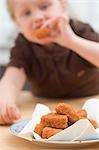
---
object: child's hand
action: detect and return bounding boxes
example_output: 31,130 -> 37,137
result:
37,16 -> 77,48
52,16 -> 76,48
0,93 -> 21,125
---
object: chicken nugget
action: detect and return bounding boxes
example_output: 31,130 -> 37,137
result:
34,123 -> 44,136
55,103 -> 79,123
67,111 -> 80,123
34,27 -> 50,39
55,103 -> 75,115
42,127 -> 62,139
77,109 -> 87,119
88,119 -> 97,129
40,113 -> 68,129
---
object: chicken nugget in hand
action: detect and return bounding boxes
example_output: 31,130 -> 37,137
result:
34,27 -> 50,39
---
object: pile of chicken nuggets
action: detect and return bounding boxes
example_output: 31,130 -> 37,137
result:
34,103 -> 97,139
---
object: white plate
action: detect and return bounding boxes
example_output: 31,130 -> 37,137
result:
10,119 -> 99,149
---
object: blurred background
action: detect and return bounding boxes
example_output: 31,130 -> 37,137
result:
0,0 -> 99,80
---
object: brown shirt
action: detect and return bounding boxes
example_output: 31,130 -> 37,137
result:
8,19 -> 99,98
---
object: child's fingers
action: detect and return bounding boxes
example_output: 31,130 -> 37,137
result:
0,105 -> 21,125
0,115 -> 6,125
0,109 -> 12,125
42,18 -> 56,28
57,18 -> 66,32
55,16 -> 69,32
7,105 -> 21,121
45,17 -> 68,38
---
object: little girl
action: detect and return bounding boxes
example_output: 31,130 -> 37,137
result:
0,0 -> 99,125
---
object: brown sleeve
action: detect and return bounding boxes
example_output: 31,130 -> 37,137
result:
70,19 -> 99,67
8,34 -> 32,77
70,19 -> 99,42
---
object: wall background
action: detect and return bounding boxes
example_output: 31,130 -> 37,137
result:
70,0 -> 99,31
0,0 -> 99,65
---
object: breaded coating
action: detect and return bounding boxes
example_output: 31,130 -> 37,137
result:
67,111 -> 80,123
55,103 -> 75,115
34,123 -> 44,136
42,127 -> 62,139
88,119 -> 97,129
55,103 -> 79,123
77,109 -> 87,119
34,27 -> 50,39
40,113 -> 68,129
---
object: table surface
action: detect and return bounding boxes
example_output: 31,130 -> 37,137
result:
1,91 -> 99,150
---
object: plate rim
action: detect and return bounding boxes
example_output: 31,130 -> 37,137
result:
10,119 -> 99,146
31,138 -> 99,145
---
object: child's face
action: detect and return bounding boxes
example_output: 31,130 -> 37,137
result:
13,0 -> 66,44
